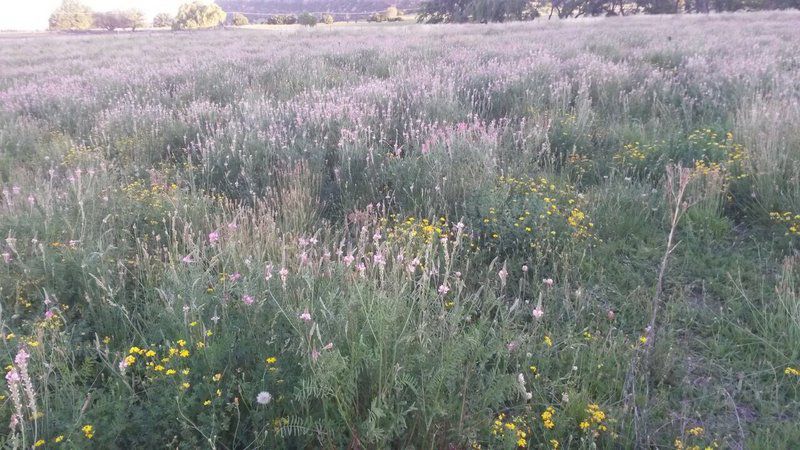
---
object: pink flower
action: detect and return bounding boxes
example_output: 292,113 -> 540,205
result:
498,266 -> 508,286
522,265 -> 529,273
2,252 -> 11,264
44,310 -> 55,320
506,340 -> 519,352
322,342 -> 334,350
311,348 -> 321,362
543,278 -> 554,287
208,231 -> 220,244
438,284 -> 450,295
242,295 -> 254,305
227,222 -> 238,230
229,272 -> 241,283
299,310 -> 312,322
5,369 -> 20,383
343,254 -> 355,267
181,255 -> 193,264
532,307 -> 544,319
14,349 -> 29,366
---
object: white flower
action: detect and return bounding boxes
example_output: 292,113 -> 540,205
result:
256,391 -> 272,405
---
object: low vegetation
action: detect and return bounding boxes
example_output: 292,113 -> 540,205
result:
2,11 -> 800,449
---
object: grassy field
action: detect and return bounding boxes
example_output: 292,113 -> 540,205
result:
1,12 -> 800,449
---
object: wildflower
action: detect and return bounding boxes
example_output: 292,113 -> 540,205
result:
607,310 -> 616,321
256,391 -> 272,405
181,382 -> 190,389
54,435 -> 64,443
203,399 -> 212,406
785,367 -> 800,376
580,421 -> 590,430
532,307 -> 544,319
550,439 -> 559,449
543,278 -> 554,287
145,350 -> 156,357
438,284 -> 450,295
166,369 -> 176,375
544,335 -> 553,347
266,357 -> 277,364
208,231 -> 220,244
229,272 -> 241,282
181,254 -> 193,264
264,263 -> 274,281
2,252 -> 11,264
299,310 -> 312,322
177,340 -> 186,347
82,424 -> 94,439
498,265 -> 508,287
688,426 -> 704,436
213,373 -> 222,381
34,439 -> 45,447
179,349 -> 190,358
242,295 -> 254,305
639,335 -> 648,344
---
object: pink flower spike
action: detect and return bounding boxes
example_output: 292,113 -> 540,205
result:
532,307 -> 544,319
438,284 -> 450,295
242,295 -> 254,305
299,310 -> 312,322
208,231 -> 220,244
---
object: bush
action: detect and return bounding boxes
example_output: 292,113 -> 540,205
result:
231,12 -> 249,26
173,1 -> 226,30
297,12 -> 318,27
152,12 -> 174,28
48,0 -> 93,31
322,13 -> 335,25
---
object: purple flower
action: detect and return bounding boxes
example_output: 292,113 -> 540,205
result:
242,295 -> 254,305
208,231 -> 220,244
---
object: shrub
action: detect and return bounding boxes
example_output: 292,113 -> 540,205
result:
231,12 -> 249,26
322,13 -> 335,25
297,12 -> 318,27
173,1 -> 226,30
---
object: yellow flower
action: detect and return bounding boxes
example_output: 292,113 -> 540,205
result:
639,336 -> 647,344
177,340 -> 186,347
181,382 -> 190,389
28,341 -> 40,347
205,330 -> 213,337
688,426 -> 704,436
580,421 -> 590,430
54,435 -> 64,443
166,369 -> 176,375
550,439 -> 559,449
216,389 -> 222,397
34,439 -> 46,447
154,365 -> 165,372
544,335 -> 553,347
82,424 -> 94,439
203,399 -> 212,406
145,350 -> 156,358
213,373 -> 222,382
179,349 -> 190,358
129,346 -> 142,355
785,367 -> 800,376
196,341 -> 205,349
266,357 -> 277,364
5,333 -> 15,340
124,355 -> 136,366
182,369 -> 190,375
189,321 -> 198,327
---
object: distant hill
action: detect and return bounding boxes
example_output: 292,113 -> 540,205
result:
218,0 -> 423,18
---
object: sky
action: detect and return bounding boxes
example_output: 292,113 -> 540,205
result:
1,0 -> 185,31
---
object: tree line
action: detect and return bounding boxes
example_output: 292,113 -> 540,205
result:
47,0 -> 341,31
417,0 -> 799,22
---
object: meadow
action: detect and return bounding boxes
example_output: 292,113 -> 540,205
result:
1,12 -> 800,449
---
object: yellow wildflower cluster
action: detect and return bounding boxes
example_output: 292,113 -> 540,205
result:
380,215 -> 453,246
785,367 -> 800,376
579,403 -> 609,437
478,175 -> 594,252
688,129 -> 747,181
490,413 -> 531,447
567,152 -> 593,177
770,211 -> 800,237
118,179 -> 179,227
541,405 -> 556,429
82,424 -> 94,439
613,142 -> 659,171
121,338 -> 206,389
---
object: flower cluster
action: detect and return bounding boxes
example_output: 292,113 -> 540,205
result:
490,412 -> 531,448
578,403 -> 609,437
474,175 -> 594,256
380,215 -> 454,246
688,129 -> 747,182
770,211 -> 800,237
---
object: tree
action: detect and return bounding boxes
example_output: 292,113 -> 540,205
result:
297,12 -> 318,26
322,13 -> 335,24
173,1 -> 227,30
418,0 -> 537,23
231,12 -> 249,26
153,13 -> 174,28
125,9 -> 145,31
48,0 -> 93,30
